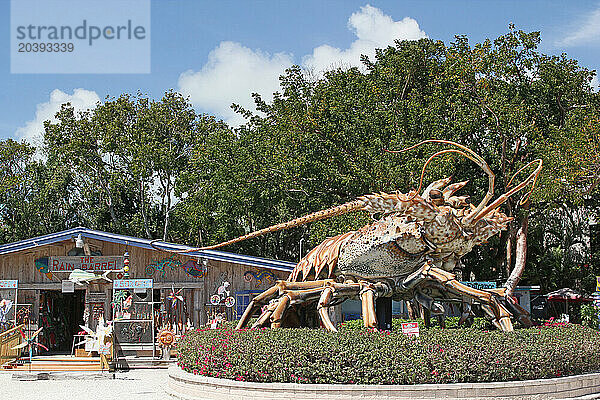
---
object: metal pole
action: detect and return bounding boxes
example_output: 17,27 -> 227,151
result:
151,283 -> 155,359
13,285 -> 18,328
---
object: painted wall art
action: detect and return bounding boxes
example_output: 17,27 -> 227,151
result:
144,257 -> 207,278
244,268 -> 276,287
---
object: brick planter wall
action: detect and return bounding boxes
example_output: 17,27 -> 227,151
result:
166,365 -> 600,399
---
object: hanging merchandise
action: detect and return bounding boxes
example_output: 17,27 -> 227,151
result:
0,299 -> 14,327
15,305 -> 31,326
111,291 -> 129,318
0,280 -> 18,333
91,304 -> 104,321
167,286 -> 184,308
83,305 -> 90,327
163,286 -> 188,335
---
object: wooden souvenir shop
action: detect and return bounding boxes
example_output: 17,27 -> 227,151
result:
0,227 -> 294,356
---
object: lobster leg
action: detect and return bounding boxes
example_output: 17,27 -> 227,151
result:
237,280 -> 332,329
264,284 -> 339,329
499,295 -> 534,327
414,290 -> 445,315
316,280 -> 391,331
317,287 -> 336,331
361,286 -> 377,329
251,303 -> 275,329
270,295 -> 291,329
239,279 -> 393,331
252,291 -> 320,329
237,285 -> 279,329
458,298 -> 473,326
402,262 -> 514,332
279,282 -> 349,329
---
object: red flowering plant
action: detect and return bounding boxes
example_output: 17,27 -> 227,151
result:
176,323 -> 600,385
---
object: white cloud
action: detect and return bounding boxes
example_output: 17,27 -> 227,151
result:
15,88 -> 100,147
591,74 -> 599,92
178,42 -> 293,126
557,6 -> 600,47
303,5 -> 427,73
178,5 -> 426,126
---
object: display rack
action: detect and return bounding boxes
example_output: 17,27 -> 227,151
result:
112,279 -> 155,358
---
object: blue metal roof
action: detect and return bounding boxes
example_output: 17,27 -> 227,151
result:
0,227 -> 296,272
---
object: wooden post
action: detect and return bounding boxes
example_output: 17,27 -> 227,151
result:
376,297 -> 392,331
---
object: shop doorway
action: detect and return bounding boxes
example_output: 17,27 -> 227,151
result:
38,290 -> 85,353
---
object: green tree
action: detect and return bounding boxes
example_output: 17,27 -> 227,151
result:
0,139 -> 77,242
43,91 -> 229,241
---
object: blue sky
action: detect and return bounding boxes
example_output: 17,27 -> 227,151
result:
2,0 -> 599,143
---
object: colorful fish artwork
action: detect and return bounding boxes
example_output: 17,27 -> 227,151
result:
244,269 -> 276,287
144,257 -> 207,278
34,257 -> 53,279
68,269 -> 112,285
182,260 -> 207,278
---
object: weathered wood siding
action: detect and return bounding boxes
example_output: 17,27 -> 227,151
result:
0,238 -> 289,284
0,238 -> 291,327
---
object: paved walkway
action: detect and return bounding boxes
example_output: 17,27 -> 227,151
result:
0,369 -> 169,400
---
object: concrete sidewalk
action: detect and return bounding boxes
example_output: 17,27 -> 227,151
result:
0,369 -> 168,400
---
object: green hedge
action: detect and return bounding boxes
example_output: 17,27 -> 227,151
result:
339,316 -> 493,331
177,324 -> 600,384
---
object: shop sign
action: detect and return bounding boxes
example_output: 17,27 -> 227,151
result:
86,292 -> 107,303
61,280 -> 75,293
596,276 -> 600,292
113,279 -> 153,289
49,256 -> 124,272
401,322 -> 420,337
0,280 -> 18,289
461,281 -> 497,290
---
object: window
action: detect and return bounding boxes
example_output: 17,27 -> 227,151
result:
235,290 -> 262,319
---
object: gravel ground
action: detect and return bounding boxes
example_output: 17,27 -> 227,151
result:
0,369 -> 169,400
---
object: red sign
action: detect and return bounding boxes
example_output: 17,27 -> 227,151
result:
401,322 -> 420,337
49,256 -> 124,272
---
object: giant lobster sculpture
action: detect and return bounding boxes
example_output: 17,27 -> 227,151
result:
156,140 -> 542,332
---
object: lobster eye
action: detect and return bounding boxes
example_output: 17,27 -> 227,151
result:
429,189 -> 443,199
429,189 -> 444,205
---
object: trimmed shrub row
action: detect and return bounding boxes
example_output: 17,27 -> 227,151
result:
339,316 -> 493,331
177,324 -> 600,384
